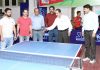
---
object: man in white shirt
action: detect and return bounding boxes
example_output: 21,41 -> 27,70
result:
82,4 -> 99,64
0,8 -> 16,50
46,9 -> 72,43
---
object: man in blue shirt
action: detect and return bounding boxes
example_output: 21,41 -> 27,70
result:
31,8 -> 45,41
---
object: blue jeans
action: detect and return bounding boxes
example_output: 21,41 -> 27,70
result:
19,36 -> 30,43
1,37 -> 13,49
32,30 -> 43,42
48,28 -> 58,42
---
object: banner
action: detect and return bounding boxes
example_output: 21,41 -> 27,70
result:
46,0 -> 100,7
38,7 -> 47,17
70,30 -> 100,45
43,30 -> 100,45
20,2 -> 29,16
39,0 -> 64,6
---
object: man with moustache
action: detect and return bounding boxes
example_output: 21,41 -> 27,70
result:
0,8 -> 16,50
45,6 -> 58,42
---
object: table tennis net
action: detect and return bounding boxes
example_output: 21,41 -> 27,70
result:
0,50 -> 82,69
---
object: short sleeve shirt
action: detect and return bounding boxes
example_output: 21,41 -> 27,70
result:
17,17 -> 32,36
0,16 -> 15,38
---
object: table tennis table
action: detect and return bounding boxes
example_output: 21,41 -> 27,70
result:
0,41 -> 83,70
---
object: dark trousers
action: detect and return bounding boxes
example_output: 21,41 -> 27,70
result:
58,29 -> 69,43
84,30 -> 96,60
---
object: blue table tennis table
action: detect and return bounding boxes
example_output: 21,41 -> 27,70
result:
0,41 -> 82,70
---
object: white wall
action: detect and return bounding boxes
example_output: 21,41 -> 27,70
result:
94,5 -> 100,15
0,6 -> 20,21
29,0 -> 37,17
11,7 -> 20,21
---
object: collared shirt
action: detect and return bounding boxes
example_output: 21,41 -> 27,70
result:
31,14 -> 45,30
82,11 -> 99,33
0,16 -> 15,38
17,17 -> 32,36
45,13 -> 57,27
46,15 -> 72,32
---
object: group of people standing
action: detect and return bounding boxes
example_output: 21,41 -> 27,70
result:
0,4 -> 99,64
0,6 -> 72,50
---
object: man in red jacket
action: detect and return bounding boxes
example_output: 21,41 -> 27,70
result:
45,6 -> 58,42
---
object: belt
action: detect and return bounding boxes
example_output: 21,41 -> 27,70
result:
59,29 -> 68,31
84,30 -> 93,32
33,29 -> 42,31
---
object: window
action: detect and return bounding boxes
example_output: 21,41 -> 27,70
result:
5,0 -> 9,6
18,0 -> 26,6
0,0 -> 2,6
12,0 -> 16,6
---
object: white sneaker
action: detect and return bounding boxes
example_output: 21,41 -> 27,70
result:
83,57 -> 90,61
90,59 -> 96,64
